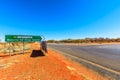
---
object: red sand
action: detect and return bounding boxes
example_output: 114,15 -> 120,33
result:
0,43 -> 113,80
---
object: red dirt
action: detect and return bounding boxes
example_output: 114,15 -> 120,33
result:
0,43 -> 113,80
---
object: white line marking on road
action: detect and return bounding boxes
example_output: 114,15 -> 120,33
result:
66,66 -> 92,80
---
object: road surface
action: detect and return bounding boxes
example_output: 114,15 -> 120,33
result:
48,43 -> 120,74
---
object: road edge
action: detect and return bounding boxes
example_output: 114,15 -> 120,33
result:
48,47 -> 120,80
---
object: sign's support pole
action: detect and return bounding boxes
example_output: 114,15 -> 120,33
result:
9,42 -> 11,56
23,42 -> 24,54
4,43 -> 6,53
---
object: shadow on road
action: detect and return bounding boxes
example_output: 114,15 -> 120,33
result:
30,50 -> 45,57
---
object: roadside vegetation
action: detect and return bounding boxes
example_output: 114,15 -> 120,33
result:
0,42 -> 31,53
47,38 -> 120,43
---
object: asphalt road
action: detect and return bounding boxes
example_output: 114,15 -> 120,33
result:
48,43 -> 120,73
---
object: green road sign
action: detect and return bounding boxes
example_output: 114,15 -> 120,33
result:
5,35 -> 42,42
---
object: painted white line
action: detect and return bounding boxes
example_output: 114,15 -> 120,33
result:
66,66 -> 76,71
49,47 -> 120,76
65,53 -> 120,75
66,66 -> 92,80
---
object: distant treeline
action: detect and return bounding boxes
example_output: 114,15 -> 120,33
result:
47,38 -> 120,43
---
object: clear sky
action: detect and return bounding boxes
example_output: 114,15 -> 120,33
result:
0,0 -> 120,41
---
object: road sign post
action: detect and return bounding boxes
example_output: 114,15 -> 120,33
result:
23,42 -> 24,54
9,42 -> 11,56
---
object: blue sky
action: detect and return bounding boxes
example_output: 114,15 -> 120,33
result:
0,0 -> 120,41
